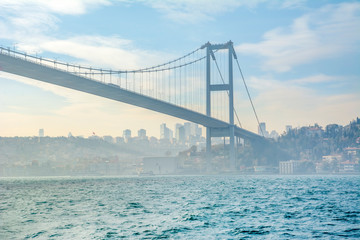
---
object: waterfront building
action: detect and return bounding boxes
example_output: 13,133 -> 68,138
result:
322,155 -> 342,163
339,160 -> 359,173
279,160 -> 302,174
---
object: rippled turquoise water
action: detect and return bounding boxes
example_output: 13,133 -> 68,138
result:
1,175 -> 359,239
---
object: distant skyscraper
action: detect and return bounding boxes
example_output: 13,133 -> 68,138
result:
190,123 -> 197,136
160,123 -> 166,139
169,129 -> 173,141
39,129 -> 44,137
176,126 -> 186,144
258,122 -> 270,137
190,122 -> 202,137
175,122 -> 202,144
175,123 -> 183,140
184,122 -> 191,140
160,123 -> 171,140
196,126 -> 202,137
123,129 -> 131,140
138,129 -> 147,139
258,123 -> 266,136
286,125 -> 292,133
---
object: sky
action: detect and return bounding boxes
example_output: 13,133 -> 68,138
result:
0,0 -> 359,138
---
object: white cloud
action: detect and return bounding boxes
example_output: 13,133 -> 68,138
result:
0,0 -> 116,44
0,0 -> 108,45
13,34 -> 173,71
38,37 -> 140,69
142,0 -> 272,23
279,0 -> 307,9
140,0 -> 311,23
0,2 -> 173,70
236,2 -> 360,72
0,0 -> 111,15
288,74 -> 341,85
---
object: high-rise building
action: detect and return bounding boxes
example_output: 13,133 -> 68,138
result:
184,122 -> 191,140
176,126 -> 185,144
175,122 -> 202,144
160,123 -> 170,140
39,129 -> 44,137
286,125 -> 292,133
190,122 -> 202,137
123,129 -> 131,140
160,123 -> 172,140
138,129 -> 147,139
169,129 -> 173,141
175,123 -> 183,140
258,122 -> 270,137
258,122 -> 266,136
196,126 -> 202,137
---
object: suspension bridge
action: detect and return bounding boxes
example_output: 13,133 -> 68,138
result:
0,41 -> 265,170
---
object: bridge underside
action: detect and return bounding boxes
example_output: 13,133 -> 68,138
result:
0,53 -> 263,142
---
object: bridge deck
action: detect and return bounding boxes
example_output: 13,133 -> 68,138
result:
0,52 -> 263,141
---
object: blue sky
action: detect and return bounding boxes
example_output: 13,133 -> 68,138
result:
0,0 -> 359,138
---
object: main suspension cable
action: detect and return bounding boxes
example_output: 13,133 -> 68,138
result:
234,58 -> 264,137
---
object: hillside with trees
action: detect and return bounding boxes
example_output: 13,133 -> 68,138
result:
236,117 -> 360,173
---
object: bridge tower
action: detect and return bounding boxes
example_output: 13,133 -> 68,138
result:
202,41 -> 237,171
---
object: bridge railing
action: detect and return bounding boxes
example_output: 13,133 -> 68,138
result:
0,46 -> 116,84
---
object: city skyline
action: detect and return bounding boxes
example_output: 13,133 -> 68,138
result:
1,1 -> 359,138
16,120 -> 336,142
23,121 -> 205,141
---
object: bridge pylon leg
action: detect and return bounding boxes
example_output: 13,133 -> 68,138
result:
204,41 -> 238,172
206,127 -> 212,172
229,125 -> 236,171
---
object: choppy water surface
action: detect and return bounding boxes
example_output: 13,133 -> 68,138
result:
0,175 -> 359,239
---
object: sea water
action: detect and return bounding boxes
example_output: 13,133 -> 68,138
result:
0,175 -> 359,239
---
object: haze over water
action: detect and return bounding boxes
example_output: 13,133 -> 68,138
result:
1,175 -> 359,239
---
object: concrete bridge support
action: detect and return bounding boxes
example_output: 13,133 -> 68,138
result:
204,41 -> 237,171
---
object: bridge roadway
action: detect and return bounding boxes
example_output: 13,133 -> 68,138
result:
0,52 -> 263,141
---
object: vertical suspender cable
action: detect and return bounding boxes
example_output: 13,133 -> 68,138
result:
213,56 -> 242,128
235,58 -> 264,137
